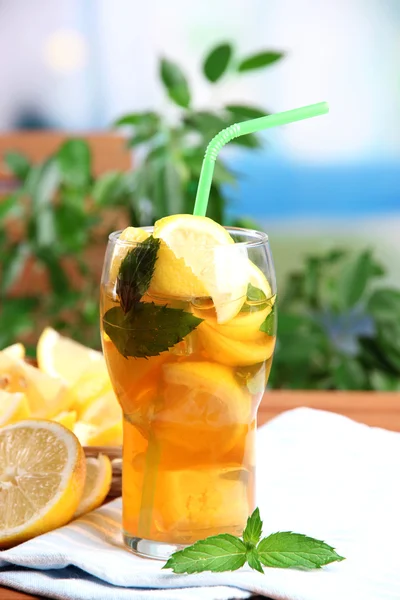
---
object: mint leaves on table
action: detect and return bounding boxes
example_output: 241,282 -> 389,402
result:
103,303 -> 202,359
116,236 -> 160,313
163,507 -> 344,574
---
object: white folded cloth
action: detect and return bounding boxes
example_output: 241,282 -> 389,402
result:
1,408 -> 400,600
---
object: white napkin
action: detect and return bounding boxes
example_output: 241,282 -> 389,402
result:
1,408 -> 400,600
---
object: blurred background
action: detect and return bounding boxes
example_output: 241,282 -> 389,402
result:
1,0 -> 400,390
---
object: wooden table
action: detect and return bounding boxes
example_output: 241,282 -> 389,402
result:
1,390 -> 399,599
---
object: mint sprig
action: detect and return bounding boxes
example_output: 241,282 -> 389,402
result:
163,508 -> 344,574
103,303 -> 202,358
116,236 -> 160,313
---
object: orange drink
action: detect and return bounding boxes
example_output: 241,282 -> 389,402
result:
100,216 -> 276,558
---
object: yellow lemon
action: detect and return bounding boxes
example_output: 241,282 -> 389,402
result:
74,454 -> 112,518
74,421 -> 122,447
37,327 -> 104,386
79,390 -> 121,426
0,353 -> 69,418
0,420 -> 86,548
0,390 -> 30,426
198,322 -> 276,367
153,215 -> 249,323
154,361 -> 251,455
53,410 -> 77,431
2,343 -> 25,360
68,365 -> 113,416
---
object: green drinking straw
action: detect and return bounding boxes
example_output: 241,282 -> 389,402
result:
193,101 -> 329,217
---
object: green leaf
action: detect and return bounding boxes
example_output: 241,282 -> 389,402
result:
243,507 -> 263,545
339,250 -> 376,308
333,358 -> 366,390
370,370 -> 400,391
38,251 -> 70,296
114,111 -> 159,127
28,160 -> 60,210
93,172 -> 131,207
163,534 -> 247,574
238,51 -> 284,72
160,58 -> 191,108
246,548 -> 264,574
368,289 -> 400,323
257,532 -> 345,569
259,303 -> 277,335
1,243 -> 30,293
4,151 -> 31,181
247,283 -> 267,303
231,133 -> 261,148
0,194 -> 19,220
103,303 -> 203,359
184,111 -> 227,136
203,43 -> 233,82
226,105 -> 268,120
57,139 -> 92,190
116,236 -> 160,313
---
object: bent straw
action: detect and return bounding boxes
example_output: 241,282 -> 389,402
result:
193,101 -> 329,217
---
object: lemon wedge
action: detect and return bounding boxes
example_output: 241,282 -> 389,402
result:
153,215 -> 249,323
37,327 -> 104,386
0,353 -> 69,418
79,390 -> 121,426
0,390 -> 30,426
2,343 -> 25,360
53,410 -> 78,431
74,421 -> 123,447
0,420 -> 86,548
74,454 -> 112,518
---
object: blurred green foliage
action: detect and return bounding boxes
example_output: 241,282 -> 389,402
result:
0,41 -> 282,353
271,249 -> 400,391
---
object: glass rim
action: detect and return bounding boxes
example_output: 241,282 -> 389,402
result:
108,226 -> 269,248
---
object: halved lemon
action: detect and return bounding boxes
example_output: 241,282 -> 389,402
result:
154,361 -> 250,455
2,343 -> 25,360
0,353 -> 69,418
0,390 -> 30,426
37,327 -> 104,386
0,420 -> 86,548
74,454 -> 112,518
153,215 -> 249,323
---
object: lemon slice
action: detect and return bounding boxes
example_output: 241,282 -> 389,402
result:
53,410 -> 77,431
153,215 -> 249,323
198,322 -> 276,367
0,353 -> 69,418
248,261 -> 272,298
79,390 -> 121,426
0,390 -> 30,426
2,343 -> 25,360
37,328 -> 104,386
0,420 -> 86,548
155,361 -> 250,454
74,454 -> 112,518
74,421 -> 123,447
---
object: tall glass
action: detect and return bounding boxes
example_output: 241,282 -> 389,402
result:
100,227 -> 276,559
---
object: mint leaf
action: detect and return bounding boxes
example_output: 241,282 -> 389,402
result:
116,236 -> 160,313
247,283 -> 267,303
257,532 -> 345,569
259,303 -> 276,335
163,534 -> 247,574
163,506 -> 345,574
243,507 -> 263,545
246,548 -> 264,574
103,303 -> 203,358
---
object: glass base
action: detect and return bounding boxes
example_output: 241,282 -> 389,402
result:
124,532 -> 187,560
